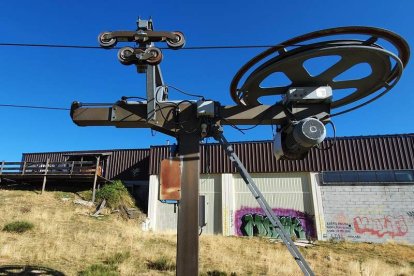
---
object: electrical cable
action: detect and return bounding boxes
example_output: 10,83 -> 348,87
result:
164,85 -> 204,100
221,100 -> 279,133
0,104 -> 69,111
220,118 -> 246,134
317,121 -> 337,150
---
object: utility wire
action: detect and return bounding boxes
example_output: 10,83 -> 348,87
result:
0,42 -> 304,50
164,84 -> 205,100
0,104 -> 69,111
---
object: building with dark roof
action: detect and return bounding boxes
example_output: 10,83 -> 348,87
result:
20,133 -> 414,244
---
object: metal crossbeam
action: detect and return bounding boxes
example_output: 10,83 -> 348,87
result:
71,102 -> 330,129
214,128 -> 315,276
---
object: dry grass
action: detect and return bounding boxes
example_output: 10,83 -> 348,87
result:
0,189 -> 413,275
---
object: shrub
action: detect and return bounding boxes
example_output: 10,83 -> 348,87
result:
201,271 -> 237,276
78,264 -> 118,276
206,270 -> 229,276
105,251 -> 130,267
2,221 -> 34,233
95,180 -> 135,209
147,256 -> 176,271
79,252 -> 129,276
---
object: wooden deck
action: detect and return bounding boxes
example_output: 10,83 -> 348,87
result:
0,160 -> 108,201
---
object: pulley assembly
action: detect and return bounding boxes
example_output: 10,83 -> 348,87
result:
228,26 -> 409,160
98,18 -> 185,71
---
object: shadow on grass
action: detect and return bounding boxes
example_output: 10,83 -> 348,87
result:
0,265 -> 65,276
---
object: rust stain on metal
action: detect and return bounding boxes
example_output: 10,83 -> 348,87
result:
160,157 -> 182,200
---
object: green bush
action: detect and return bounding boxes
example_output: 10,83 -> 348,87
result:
204,270 -> 237,276
105,251 -> 130,267
147,256 -> 176,271
2,221 -> 34,233
95,180 -> 135,209
78,264 -> 118,276
79,252 -> 130,276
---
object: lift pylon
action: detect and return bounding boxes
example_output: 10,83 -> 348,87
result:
70,19 -> 409,275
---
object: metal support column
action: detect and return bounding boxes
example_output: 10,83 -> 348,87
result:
176,133 -> 200,276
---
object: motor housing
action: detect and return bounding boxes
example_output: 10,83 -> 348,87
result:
274,118 -> 326,160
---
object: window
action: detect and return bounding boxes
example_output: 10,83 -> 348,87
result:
321,170 -> 414,184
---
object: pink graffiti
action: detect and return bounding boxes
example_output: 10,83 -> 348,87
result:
353,215 -> 408,238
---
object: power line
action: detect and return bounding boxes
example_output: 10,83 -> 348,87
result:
0,42 -> 300,50
0,104 -> 69,111
0,43 -> 103,49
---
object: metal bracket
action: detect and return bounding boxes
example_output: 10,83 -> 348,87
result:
147,64 -> 167,122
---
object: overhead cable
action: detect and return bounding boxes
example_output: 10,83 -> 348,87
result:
0,42 -> 305,51
0,104 -> 69,111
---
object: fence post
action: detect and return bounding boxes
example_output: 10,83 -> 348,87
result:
91,156 -> 101,203
22,161 -> 27,175
41,158 -> 50,194
70,161 -> 75,175
0,161 -> 4,175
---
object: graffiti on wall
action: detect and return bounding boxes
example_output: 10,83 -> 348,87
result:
353,215 -> 408,238
326,221 -> 353,239
325,212 -> 359,240
407,211 -> 414,219
235,207 -> 315,239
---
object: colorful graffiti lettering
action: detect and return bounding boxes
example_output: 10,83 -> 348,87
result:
235,207 -> 315,239
353,215 -> 408,238
241,214 -> 306,239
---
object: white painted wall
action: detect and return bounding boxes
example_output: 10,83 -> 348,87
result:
148,172 -> 317,239
148,174 -> 222,234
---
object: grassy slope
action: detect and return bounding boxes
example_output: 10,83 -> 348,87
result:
0,189 -> 413,275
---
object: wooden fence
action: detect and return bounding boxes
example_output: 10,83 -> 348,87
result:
0,161 -> 100,176
0,160 -> 104,201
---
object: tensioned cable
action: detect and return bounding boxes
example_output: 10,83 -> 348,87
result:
0,104 -> 69,111
0,42 -> 306,50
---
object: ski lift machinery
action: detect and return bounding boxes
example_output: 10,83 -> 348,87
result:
71,20 -> 410,276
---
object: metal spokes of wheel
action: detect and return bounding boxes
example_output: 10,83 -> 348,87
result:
230,26 -> 410,116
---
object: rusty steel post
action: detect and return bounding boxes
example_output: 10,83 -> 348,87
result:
176,133 -> 200,276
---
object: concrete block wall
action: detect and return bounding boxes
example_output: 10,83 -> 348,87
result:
313,173 -> 414,244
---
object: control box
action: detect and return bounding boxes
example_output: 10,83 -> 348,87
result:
283,86 -> 332,104
197,100 -> 217,117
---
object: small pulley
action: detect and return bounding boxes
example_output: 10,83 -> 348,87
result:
118,46 -> 163,65
98,18 -> 185,49
98,18 -> 186,72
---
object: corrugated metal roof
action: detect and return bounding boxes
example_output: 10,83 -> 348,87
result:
23,148 -> 150,180
149,134 -> 414,175
21,134 -> 414,177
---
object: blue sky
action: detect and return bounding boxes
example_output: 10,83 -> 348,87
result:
0,1 -> 413,161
